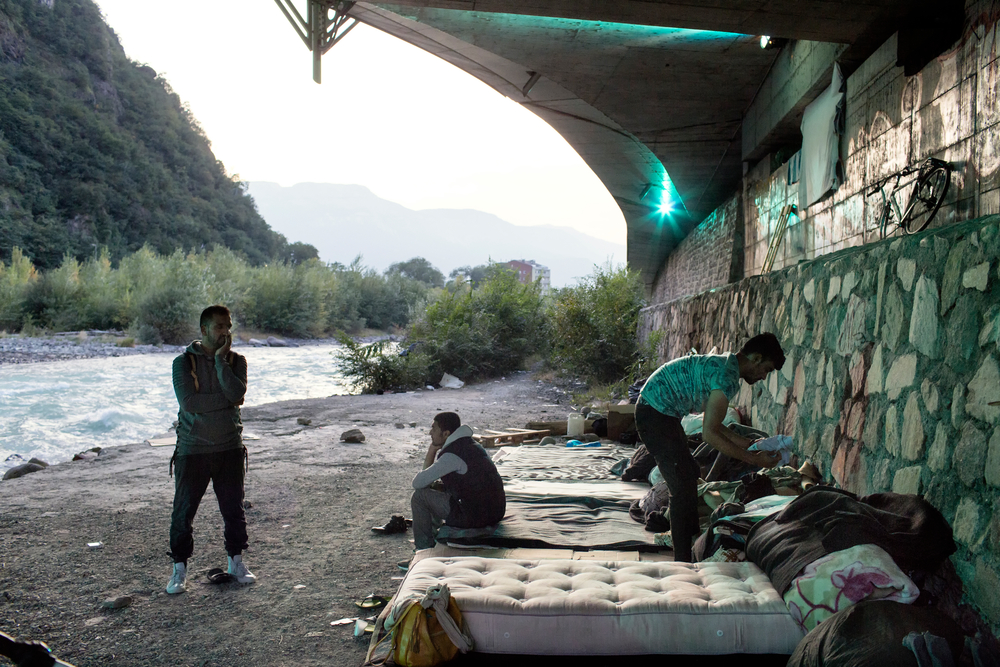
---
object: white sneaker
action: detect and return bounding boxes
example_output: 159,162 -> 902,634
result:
227,554 -> 256,584
166,562 -> 187,594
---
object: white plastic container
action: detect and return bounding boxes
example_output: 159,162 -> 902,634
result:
567,412 -> 585,437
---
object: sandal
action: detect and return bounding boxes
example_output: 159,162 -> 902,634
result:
355,594 -> 391,609
206,568 -> 235,584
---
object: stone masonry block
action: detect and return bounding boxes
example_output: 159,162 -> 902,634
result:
901,391 -> 925,461
963,261 -> 990,291
966,355 -> 1000,424
909,274 -> 941,359
954,421 -> 988,487
885,402 -> 901,457
897,258 -> 916,291
954,497 -> 981,546
885,354 -> 917,400
927,421 -> 951,472
892,465 -> 923,495
921,378 -> 940,413
986,427 -> 1000,487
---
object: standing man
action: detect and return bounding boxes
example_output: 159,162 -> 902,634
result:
166,305 -> 255,594
410,412 -> 506,551
635,333 -> 786,562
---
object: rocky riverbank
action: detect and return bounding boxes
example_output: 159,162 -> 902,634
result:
0,333 -> 384,365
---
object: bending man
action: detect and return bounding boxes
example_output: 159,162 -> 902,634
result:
167,304 -> 255,594
410,412 -> 506,550
635,333 -> 786,562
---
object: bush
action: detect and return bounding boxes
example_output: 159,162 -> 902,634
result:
549,263 -> 647,385
409,264 -> 549,380
333,333 -> 431,394
0,248 -> 38,331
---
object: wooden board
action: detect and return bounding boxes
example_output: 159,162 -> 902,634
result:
475,429 -> 550,447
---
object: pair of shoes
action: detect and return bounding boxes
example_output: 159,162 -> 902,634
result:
166,562 -> 187,594
228,554 -> 257,584
372,515 -> 409,535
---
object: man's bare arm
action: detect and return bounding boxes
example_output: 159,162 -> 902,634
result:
702,390 -> 781,468
423,443 -> 442,469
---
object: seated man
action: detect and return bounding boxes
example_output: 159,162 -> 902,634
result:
410,412 -> 506,550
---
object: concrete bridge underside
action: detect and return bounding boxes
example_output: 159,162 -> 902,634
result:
322,1 -> 919,288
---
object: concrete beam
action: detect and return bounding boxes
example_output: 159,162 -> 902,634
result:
367,0 -> 911,44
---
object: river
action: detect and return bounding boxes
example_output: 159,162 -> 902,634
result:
0,344 -> 351,470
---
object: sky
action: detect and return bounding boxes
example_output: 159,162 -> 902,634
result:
93,0 -> 628,246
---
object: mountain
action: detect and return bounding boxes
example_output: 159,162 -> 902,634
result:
0,0 -> 287,269
246,182 -> 625,288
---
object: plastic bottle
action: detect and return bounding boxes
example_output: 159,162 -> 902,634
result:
567,412 -> 585,437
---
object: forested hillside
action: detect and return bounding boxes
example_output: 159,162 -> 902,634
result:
0,0 -> 288,269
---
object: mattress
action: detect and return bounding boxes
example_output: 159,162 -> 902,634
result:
391,557 -> 804,655
494,443 -> 635,481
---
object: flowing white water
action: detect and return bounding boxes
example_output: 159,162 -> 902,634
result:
0,344 -> 351,470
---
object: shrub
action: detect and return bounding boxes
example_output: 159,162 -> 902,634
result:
333,333 -> 431,393
23,254 -> 84,331
409,264 -> 549,380
549,263 -> 647,385
0,248 -> 38,331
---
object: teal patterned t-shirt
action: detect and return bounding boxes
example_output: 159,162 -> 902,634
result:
639,353 -> 741,418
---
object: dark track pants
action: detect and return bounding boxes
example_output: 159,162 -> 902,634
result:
634,400 -> 701,562
170,447 -> 248,563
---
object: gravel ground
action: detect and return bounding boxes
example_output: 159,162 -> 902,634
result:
0,368 -> 575,667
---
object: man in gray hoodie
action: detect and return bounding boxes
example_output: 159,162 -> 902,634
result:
410,412 -> 506,550
166,305 -> 255,594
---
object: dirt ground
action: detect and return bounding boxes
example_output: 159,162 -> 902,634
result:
0,372 -> 573,667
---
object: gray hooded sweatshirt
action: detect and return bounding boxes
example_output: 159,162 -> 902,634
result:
171,341 -> 247,455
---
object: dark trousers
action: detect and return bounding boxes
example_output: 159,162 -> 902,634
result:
634,401 -> 701,562
170,447 -> 248,563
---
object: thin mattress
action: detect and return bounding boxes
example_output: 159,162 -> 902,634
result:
391,556 -> 804,655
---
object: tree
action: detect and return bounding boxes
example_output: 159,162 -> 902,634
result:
447,264 -> 491,289
386,257 -> 444,288
277,242 -> 320,265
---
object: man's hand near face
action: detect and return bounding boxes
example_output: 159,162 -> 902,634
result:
216,333 -> 232,360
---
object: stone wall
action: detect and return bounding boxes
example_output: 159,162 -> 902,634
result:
649,191 -> 743,303
639,214 -> 1000,634
743,2 -> 1000,276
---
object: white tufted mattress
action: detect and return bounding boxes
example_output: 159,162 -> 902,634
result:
392,557 -> 804,655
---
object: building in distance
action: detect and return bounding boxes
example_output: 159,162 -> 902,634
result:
505,259 -> 551,293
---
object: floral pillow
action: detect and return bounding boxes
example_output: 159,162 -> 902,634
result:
783,543 -> 920,633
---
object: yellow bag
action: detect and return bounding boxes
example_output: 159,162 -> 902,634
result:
392,596 -> 465,667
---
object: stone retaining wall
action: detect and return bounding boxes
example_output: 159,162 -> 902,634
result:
639,213 -> 1000,632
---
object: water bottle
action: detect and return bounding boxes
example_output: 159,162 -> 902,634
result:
567,412 -> 585,437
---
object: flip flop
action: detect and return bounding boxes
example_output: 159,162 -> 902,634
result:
355,594 -> 391,609
206,568 -> 235,584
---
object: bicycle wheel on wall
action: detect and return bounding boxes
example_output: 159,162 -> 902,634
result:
901,165 -> 950,234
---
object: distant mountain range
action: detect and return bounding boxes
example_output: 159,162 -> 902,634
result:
246,182 -> 625,288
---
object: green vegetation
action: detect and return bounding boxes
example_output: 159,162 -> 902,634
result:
336,262 -> 652,395
408,264 -> 549,382
333,333 -> 431,394
0,0 -> 303,270
0,246 -> 435,343
549,263 -> 649,385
